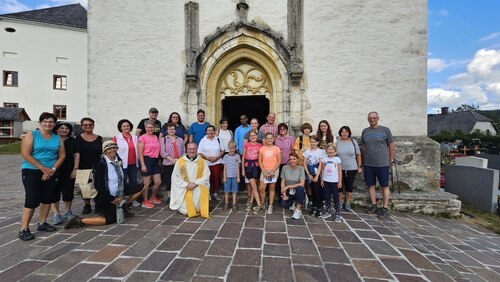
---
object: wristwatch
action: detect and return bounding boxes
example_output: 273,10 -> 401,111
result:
51,167 -> 57,172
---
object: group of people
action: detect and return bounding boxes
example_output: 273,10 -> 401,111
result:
18,108 -> 394,241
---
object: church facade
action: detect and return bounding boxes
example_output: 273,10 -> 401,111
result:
88,0 -> 439,190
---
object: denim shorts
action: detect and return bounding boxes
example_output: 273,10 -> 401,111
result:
363,165 -> 389,188
224,177 -> 238,193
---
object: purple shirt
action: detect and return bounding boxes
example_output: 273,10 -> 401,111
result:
275,135 -> 295,164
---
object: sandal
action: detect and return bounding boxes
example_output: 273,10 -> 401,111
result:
232,204 -> 238,212
223,204 -> 229,211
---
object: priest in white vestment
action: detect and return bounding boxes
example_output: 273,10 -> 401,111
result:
170,142 -> 211,218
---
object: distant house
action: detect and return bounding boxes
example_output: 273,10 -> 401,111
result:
428,107 -> 498,136
0,4 -> 87,130
0,107 -> 30,142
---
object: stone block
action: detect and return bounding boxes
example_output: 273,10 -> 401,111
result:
444,165 -> 498,213
455,156 -> 488,168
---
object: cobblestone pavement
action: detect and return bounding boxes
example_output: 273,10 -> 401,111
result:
1,155 -> 500,281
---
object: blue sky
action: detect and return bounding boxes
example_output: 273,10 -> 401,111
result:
1,0 -> 500,113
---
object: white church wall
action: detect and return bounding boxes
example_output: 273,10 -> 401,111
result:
473,121 -> 497,135
303,0 -> 427,136
0,19 -> 87,126
88,0 -> 186,136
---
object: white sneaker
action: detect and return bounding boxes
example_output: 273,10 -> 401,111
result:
320,212 -> 332,219
292,209 -> 302,220
267,205 -> 274,215
334,214 -> 342,223
132,200 -> 141,207
289,204 -> 296,212
213,193 -> 222,201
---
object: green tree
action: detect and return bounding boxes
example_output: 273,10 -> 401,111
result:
453,103 -> 479,112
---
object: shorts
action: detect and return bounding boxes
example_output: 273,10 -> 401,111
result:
55,168 -> 76,202
363,165 -> 389,188
224,177 -> 238,193
141,156 -> 161,177
102,183 -> 143,225
260,168 -> 279,183
244,159 -> 260,179
22,169 -> 58,209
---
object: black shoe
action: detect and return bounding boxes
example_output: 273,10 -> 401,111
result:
37,222 -> 56,232
367,205 -> 378,214
18,228 -> 35,241
377,207 -> 389,219
123,204 -> 135,218
82,204 -> 91,215
64,215 -> 84,229
166,196 -> 171,205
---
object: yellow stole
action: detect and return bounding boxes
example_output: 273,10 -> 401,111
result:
177,157 -> 210,219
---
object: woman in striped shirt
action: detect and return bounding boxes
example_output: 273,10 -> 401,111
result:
160,123 -> 185,204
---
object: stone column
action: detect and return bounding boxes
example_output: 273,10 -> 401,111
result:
287,0 -> 304,128
185,2 -> 200,125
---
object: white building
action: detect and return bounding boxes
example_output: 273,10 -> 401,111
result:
0,4 -> 87,129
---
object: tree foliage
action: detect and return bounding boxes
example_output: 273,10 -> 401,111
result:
453,103 -> 479,112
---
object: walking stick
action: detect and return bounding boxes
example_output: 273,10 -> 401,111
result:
393,159 -> 401,193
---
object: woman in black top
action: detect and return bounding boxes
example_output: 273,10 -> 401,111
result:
76,117 -> 102,214
51,122 -> 80,225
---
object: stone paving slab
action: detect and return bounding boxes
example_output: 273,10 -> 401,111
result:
1,154 -> 500,281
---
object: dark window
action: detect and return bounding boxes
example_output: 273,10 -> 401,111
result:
3,102 -> 18,107
53,75 -> 67,90
3,71 -> 18,87
53,105 -> 67,119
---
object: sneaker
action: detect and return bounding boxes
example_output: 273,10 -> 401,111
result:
123,203 -> 135,218
150,197 -> 161,205
320,212 -> 332,219
82,204 -> 92,215
18,228 -> 35,241
64,215 -> 84,229
289,204 -> 296,212
367,205 -> 378,214
345,203 -> 354,213
53,213 -> 64,225
246,203 -> 252,212
292,209 -> 302,220
132,200 -> 141,207
37,222 -> 56,232
267,205 -> 274,215
141,200 -> 155,209
213,193 -> 222,201
334,214 -> 342,223
314,209 -> 321,218
377,207 -> 389,219
252,205 -> 263,214
63,210 -> 73,221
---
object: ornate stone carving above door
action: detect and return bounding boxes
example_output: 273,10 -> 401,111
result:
219,61 -> 272,97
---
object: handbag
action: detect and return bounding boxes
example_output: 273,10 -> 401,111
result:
74,169 -> 98,198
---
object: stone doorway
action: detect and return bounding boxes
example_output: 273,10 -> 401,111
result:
222,96 -> 269,132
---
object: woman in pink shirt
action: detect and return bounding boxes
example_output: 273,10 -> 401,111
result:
138,122 -> 161,208
160,123 -> 185,204
258,132 -> 281,214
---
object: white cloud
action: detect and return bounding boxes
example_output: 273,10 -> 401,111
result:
428,58 -> 447,72
467,49 -> 500,78
50,0 -> 87,8
428,48 -> 500,112
480,32 -> 500,41
0,0 -> 30,13
428,58 -> 469,73
438,9 -> 448,16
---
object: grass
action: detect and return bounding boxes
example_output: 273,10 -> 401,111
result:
460,203 -> 500,234
0,141 -> 21,155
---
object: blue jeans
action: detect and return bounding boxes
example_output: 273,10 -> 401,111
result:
123,164 -> 138,186
280,186 -> 305,208
224,177 -> 238,193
